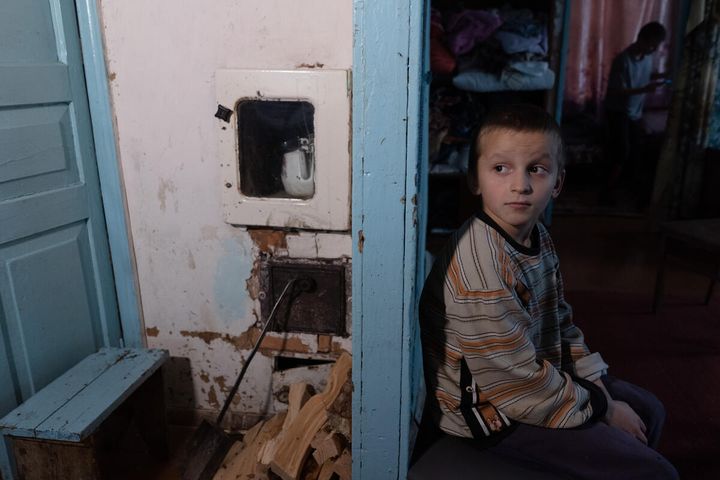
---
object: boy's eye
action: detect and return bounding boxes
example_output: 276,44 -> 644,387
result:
493,165 -> 508,173
529,165 -> 549,174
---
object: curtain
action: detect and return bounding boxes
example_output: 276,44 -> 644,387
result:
563,0 -> 678,116
652,0 -> 720,219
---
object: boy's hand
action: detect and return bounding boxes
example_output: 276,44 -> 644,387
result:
604,399 -> 648,444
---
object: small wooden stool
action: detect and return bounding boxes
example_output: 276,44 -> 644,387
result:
0,348 -> 169,479
653,219 -> 720,312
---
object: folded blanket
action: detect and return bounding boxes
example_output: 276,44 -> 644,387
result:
453,62 -> 555,92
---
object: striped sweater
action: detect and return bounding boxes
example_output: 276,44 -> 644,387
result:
420,211 -> 608,439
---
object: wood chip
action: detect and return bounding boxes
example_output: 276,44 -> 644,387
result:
332,449 -> 351,480
213,412 -> 286,480
311,431 -> 344,466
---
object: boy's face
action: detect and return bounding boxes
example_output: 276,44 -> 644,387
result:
471,129 -> 564,245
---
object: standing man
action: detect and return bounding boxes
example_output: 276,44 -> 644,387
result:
603,22 -> 669,204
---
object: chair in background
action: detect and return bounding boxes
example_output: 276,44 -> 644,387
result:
653,219 -> 720,312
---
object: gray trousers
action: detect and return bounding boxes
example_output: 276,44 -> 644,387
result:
409,377 -> 678,480
478,376 -> 679,479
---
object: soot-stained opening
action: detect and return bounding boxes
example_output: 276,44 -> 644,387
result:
274,355 -> 334,372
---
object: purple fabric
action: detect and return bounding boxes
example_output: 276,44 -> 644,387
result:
445,10 -> 502,57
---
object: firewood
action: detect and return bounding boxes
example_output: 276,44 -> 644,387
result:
213,412 -> 286,480
325,414 -> 351,441
286,382 -> 314,426
332,449 -> 351,480
213,441 -> 246,480
328,376 -> 352,419
317,460 -> 335,480
300,456 -> 321,480
269,353 -> 352,480
311,431 -> 344,466
260,383 -> 313,466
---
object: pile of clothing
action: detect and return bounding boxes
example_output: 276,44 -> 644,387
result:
431,7 -> 555,92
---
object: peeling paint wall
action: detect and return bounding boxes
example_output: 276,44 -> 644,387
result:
99,0 -> 352,426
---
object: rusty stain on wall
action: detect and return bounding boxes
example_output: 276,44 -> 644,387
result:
146,326 -> 159,337
108,71 -> 117,81
207,385 -> 219,407
157,178 -> 177,212
187,250 -> 196,270
179,330 -> 231,345
248,228 -> 288,253
199,371 -> 210,383
179,328 -> 315,355
246,257 -> 262,301
214,375 -> 228,392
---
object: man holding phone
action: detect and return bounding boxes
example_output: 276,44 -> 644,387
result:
602,21 -> 669,204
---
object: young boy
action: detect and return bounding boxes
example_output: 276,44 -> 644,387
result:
419,104 -> 678,479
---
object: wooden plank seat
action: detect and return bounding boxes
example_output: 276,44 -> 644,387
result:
0,347 -> 169,479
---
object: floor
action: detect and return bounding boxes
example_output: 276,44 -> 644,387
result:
101,424 -> 192,480
551,213 -> 720,480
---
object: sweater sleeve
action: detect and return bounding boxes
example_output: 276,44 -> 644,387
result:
556,269 -> 609,381
444,252 -> 601,429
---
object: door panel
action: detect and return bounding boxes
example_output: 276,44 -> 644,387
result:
0,0 -> 56,63
0,105 -> 79,200
1,224 -> 103,397
0,0 -> 122,419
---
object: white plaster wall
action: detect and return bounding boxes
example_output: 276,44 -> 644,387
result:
99,0 -> 352,422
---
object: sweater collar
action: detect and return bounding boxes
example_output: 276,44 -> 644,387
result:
475,209 -> 541,256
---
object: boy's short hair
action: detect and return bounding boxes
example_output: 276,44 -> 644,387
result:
638,22 -> 666,42
468,103 -> 565,185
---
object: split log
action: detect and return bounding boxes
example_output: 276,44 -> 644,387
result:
286,382 -> 314,426
269,353 -> 352,480
213,412 -> 286,480
259,382 -> 313,465
311,431 -> 344,466
325,374 -> 353,440
332,449 -> 351,480
317,460 -> 335,480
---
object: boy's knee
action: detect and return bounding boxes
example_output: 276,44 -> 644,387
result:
644,390 -> 666,426
651,455 -> 680,480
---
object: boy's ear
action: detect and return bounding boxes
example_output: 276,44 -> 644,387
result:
551,168 -> 566,199
467,155 -> 482,195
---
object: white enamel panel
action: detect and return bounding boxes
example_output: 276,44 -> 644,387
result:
216,69 -> 351,230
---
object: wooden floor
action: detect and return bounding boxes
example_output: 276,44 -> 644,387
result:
102,425 -> 192,480
552,214 -> 720,480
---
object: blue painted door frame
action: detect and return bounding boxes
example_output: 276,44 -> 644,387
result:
75,0 -> 144,350
351,0 -> 429,478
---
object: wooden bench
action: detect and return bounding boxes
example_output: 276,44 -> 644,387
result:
0,347 -> 169,480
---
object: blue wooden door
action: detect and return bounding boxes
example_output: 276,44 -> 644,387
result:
0,0 -> 122,417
